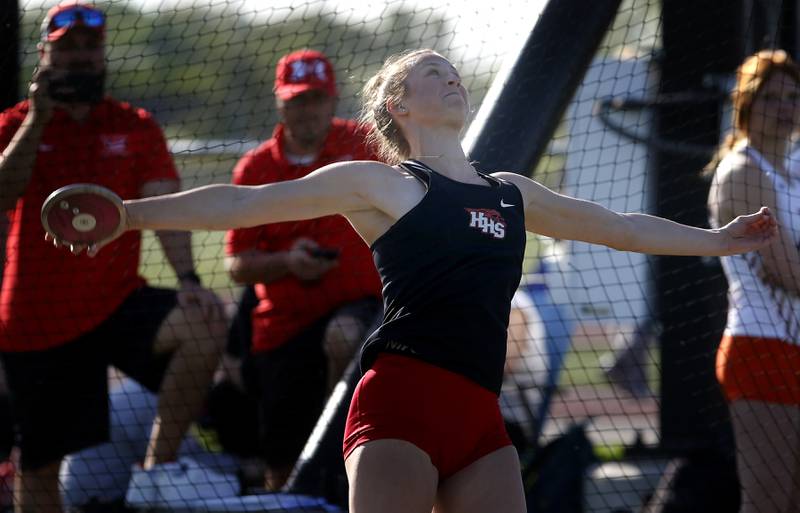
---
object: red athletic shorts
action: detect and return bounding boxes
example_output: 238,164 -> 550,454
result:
343,353 -> 512,479
716,334 -> 800,404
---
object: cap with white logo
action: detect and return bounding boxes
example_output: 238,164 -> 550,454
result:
273,49 -> 337,101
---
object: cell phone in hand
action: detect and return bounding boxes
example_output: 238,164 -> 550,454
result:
309,247 -> 340,260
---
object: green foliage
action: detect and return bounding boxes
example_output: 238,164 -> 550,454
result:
20,2 -> 463,139
18,2 -> 488,291
16,0 -> 660,294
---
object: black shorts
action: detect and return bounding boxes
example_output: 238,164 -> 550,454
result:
237,297 -> 381,468
1,286 -> 177,471
226,285 -> 258,358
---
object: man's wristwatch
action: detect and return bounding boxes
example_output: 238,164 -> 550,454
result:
177,270 -> 202,285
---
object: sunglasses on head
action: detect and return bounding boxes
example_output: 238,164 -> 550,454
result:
48,6 -> 105,33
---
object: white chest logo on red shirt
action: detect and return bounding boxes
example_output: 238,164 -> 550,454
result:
465,208 -> 506,239
100,134 -> 128,156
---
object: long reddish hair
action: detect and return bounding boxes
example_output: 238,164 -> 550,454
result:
705,49 -> 800,173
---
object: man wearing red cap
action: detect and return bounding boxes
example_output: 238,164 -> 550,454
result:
221,49 -> 382,490
0,3 -> 227,511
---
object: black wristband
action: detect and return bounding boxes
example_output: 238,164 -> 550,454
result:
177,271 -> 202,285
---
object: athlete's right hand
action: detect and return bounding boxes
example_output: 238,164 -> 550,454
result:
28,67 -> 55,124
286,237 -> 338,282
44,232 -> 114,257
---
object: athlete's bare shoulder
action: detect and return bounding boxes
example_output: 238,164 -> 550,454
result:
314,160 -> 404,185
308,159 -> 425,216
490,171 -> 541,198
297,160 -> 399,199
322,160 -> 422,196
340,160 -> 418,180
491,171 -> 529,186
490,171 -> 568,218
316,160 -> 427,245
386,162 -> 430,193
315,159 -> 394,176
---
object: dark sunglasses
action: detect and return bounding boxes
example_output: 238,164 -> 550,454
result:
48,6 -> 105,33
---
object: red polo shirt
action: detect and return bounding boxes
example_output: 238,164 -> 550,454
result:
226,119 -> 382,353
0,99 -> 179,351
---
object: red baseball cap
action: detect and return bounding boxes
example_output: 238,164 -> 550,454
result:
274,49 -> 337,101
41,2 -> 105,43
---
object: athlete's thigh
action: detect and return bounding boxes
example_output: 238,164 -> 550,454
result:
435,445 -> 526,513
730,400 -> 800,513
345,439 -> 438,513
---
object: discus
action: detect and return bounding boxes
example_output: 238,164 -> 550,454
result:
41,183 -> 126,246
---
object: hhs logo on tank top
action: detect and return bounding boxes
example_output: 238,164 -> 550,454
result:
465,208 -> 506,239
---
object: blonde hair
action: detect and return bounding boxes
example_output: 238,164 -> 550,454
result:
359,49 -> 441,164
705,49 -> 800,174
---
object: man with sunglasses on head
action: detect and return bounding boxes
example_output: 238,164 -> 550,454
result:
0,3 -> 229,511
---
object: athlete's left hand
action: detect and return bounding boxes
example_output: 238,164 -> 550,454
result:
720,206 -> 779,255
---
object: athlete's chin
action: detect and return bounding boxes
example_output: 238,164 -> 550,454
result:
442,115 -> 466,131
435,109 -> 466,127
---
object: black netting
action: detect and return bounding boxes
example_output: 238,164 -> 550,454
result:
1,1 -> 798,512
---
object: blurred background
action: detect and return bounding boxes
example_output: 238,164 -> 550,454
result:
2,0 -> 797,511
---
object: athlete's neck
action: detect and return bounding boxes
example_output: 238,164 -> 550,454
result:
407,128 -> 477,181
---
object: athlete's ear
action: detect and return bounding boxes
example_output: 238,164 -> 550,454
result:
387,100 -> 408,116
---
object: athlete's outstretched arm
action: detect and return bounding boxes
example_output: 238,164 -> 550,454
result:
126,161 -> 387,233
495,172 -> 777,257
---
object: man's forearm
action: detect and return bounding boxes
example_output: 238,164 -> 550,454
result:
227,251 -> 291,285
0,114 -> 47,211
156,230 -> 197,280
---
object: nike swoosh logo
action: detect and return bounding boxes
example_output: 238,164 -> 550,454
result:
500,199 -> 515,208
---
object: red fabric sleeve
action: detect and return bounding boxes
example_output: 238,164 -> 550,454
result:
130,109 -> 179,187
225,149 -> 275,255
0,106 -> 25,154
0,105 -> 26,215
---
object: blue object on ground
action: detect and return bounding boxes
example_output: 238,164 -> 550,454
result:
523,269 -> 574,442
60,377 -> 238,507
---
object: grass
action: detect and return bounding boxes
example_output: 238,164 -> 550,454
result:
137,152 -> 242,298
140,230 -> 234,294
559,348 -> 606,388
593,442 -> 627,462
559,345 -> 661,391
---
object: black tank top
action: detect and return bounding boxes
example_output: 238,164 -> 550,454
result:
361,160 -> 527,394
